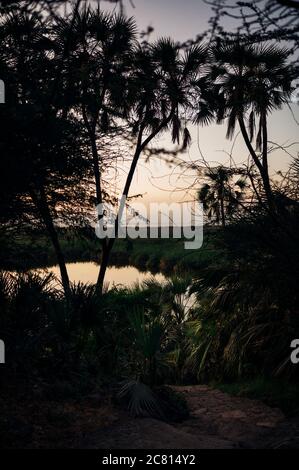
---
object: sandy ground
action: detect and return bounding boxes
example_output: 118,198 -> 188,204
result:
79,385 -> 299,449
2,385 -> 299,449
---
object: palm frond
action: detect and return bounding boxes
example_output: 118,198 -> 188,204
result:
118,380 -> 163,418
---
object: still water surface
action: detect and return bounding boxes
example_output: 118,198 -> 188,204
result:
39,262 -> 166,289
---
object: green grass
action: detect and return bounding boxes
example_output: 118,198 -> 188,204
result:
214,378 -> 299,415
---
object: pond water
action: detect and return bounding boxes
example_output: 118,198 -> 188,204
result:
37,262 -> 166,289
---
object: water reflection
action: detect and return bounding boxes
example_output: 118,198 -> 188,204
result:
40,262 -> 166,289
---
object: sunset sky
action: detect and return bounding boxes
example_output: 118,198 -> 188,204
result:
103,0 -> 299,206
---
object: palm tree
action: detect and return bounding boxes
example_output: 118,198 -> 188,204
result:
198,166 -> 246,226
96,39 -> 210,291
211,42 -> 293,210
54,11 -> 211,292
54,7 -> 137,204
53,7 -> 138,292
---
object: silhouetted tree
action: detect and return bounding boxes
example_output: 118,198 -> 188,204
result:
198,167 -> 246,226
55,7 -> 136,204
204,0 -> 299,52
210,42 -> 293,210
96,39 -> 210,291
0,11 -> 91,298
53,5 -> 211,292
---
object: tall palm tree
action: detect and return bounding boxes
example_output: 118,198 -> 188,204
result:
211,42 -> 293,210
54,7 -> 137,205
53,7 -> 139,292
198,166 -> 246,226
55,10 -> 211,292
96,39 -> 210,291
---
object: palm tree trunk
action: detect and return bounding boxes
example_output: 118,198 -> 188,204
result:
82,107 -> 103,208
96,141 -> 143,292
238,115 -> 274,210
82,107 -> 110,293
261,112 -> 275,209
31,188 -> 71,300
96,112 -> 175,293
97,242 -> 112,293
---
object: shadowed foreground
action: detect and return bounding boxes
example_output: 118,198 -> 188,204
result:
3,386 -> 299,449
80,386 -> 298,450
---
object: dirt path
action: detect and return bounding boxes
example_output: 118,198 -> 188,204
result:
80,385 -> 299,449
3,385 -> 299,448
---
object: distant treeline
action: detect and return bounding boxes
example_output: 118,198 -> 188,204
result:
0,226 -> 223,275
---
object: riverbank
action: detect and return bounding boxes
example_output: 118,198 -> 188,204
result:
0,226 -> 224,275
1,224 -> 299,450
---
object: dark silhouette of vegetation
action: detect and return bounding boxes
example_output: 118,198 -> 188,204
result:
198,166 -> 246,226
0,11 -> 93,298
1,0 -> 299,449
210,42 -> 293,211
205,0 -> 299,51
